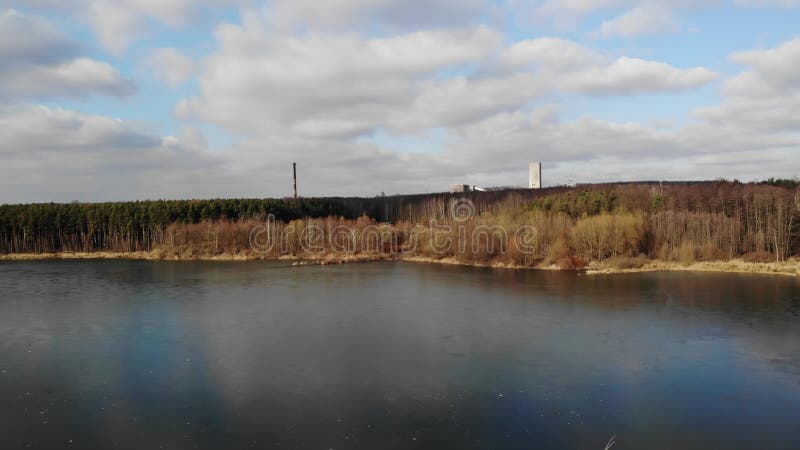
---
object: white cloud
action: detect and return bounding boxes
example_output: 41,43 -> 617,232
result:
563,57 -> 719,94
498,38 -> 718,95
265,0 -> 487,31
87,0 -> 211,54
594,4 -> 679,38
520,0 -> 631,30
179,17 -> 717,141
5,99 -> 797,203
695,37 -> 800,132
125,0 -> 192,27
2,58 -> 134,99
12,0 -> 484,54
388,73 -> 547,132
0,0 -> 487,57
695,95 -> 800,132
89,2 -> 145,55
0,9 -> 79,64
147,48 -> 196,86
734,0 -> 800,7
500,37 -> 603,70
2,2 -> 797,202
0,105 -> 158,151
177,25 -> 504,138
512,0 -> 720,33
0,0 -> 252,54
0,10 -> 133,99
725,37 -> 800,97
0,105 -> 222,202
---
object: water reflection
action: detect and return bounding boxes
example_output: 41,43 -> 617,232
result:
0,260 -> 798,449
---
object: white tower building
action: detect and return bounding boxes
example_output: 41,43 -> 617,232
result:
529,162 -> 542,189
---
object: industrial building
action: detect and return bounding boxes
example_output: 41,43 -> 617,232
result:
529,162 -> 542,189
449,162 -> 542,192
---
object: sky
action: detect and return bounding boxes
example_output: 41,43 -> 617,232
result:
1,0 -> 799,203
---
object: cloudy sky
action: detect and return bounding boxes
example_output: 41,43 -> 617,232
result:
1,0 -> 799,202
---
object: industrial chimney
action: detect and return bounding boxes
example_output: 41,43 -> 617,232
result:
529,162 -> 542,189
293,162 -> 297,199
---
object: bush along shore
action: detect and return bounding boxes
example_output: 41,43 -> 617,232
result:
2,181 -> 799,276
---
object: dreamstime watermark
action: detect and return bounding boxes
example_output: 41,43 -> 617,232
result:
249,198 -> 539,256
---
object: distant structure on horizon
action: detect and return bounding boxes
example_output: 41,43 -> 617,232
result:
293,162 -> 297,199
450,184 -> 471,193
450,163 -> 543,193
529,162 -> 542,189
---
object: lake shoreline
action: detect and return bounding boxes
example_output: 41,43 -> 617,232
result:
2,251 -> 798,276
584,260 -> 800,277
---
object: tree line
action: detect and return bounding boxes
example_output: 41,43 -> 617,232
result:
521,182 -> 800,263
2,181 -> 799,265
0,198 -> 349,253
391,181 -> 800,265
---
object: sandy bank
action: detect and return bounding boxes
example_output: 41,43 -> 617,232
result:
585,259 -> 800,277
2,252 -> 798,277
0,251 -> 393,264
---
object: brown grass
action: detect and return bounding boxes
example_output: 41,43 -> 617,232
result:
742,251 -> 775,263
599,255 -> 649,269
587,258 -> 800,277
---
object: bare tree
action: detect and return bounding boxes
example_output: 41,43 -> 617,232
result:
795,189 -> 800,213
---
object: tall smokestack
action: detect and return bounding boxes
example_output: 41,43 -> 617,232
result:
293,162 -> 297,199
